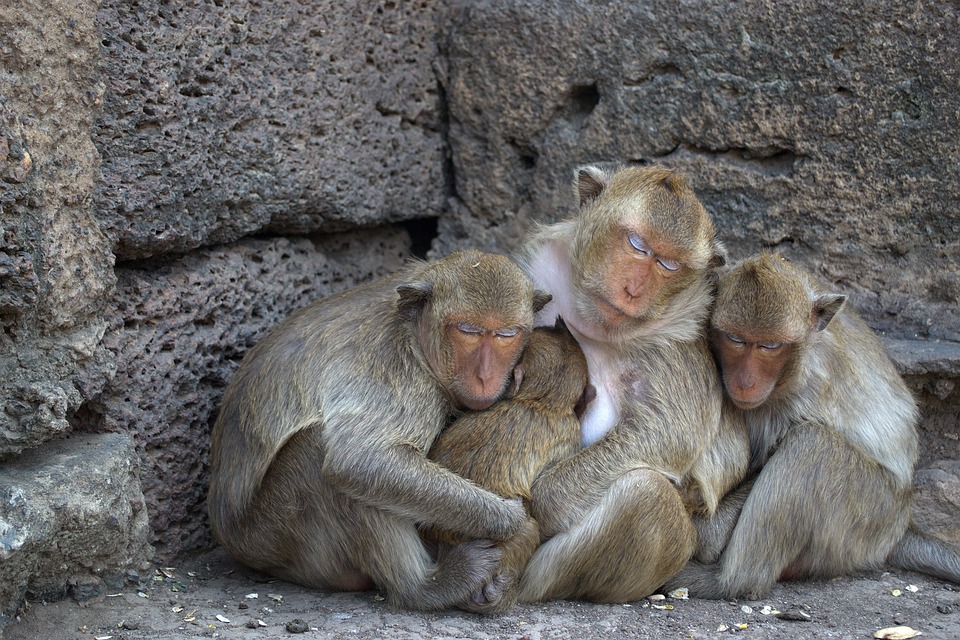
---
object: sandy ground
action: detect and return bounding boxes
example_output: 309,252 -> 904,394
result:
3,546 -> 959,640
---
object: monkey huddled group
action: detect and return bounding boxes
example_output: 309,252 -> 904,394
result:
207,163 -> 960,613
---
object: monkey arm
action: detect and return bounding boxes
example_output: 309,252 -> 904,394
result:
322,435 -> 527,542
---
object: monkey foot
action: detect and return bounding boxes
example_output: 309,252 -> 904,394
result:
457,571 -> 518,615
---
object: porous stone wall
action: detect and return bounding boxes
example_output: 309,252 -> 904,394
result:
1,0 -> 443,623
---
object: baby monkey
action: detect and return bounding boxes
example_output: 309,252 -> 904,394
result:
425,318 -> 594,614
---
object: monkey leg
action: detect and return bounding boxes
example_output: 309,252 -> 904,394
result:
227,430 -> 503,611
518,469 -> 695,604
710,421 -> 906,600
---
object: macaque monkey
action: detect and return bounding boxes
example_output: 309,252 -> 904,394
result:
207,250 -> 553,611
424,318 -> 593,614
671,252 -> 960,599
514,163 -> 745,603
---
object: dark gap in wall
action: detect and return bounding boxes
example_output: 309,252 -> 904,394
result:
397,217 -> 439,259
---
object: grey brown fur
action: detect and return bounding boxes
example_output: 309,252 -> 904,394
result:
207,250 -> 550,611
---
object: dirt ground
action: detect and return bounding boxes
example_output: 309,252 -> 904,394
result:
3,546 -> 959,640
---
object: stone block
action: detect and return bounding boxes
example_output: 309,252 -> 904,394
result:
0,432 -> 152,627
95,0 -> 447,260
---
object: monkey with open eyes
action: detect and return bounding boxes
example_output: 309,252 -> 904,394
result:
207,250 -> 553,611
424,317 -> 594,614
668,252 -> 960,599
512,163 -> 748,603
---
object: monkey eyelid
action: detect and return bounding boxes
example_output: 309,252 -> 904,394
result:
725,333 -> 746,345
657,257 -> 682,272
627,232 -> 652,256
456,322 -> 484,335
758,341 -> 784,350
494,327 -> 520,338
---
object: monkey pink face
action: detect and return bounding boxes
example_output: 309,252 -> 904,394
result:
713,331 -> 794,410
441,319 -> 527,411
593,230 -> 686,324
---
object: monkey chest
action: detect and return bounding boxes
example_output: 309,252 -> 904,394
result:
579,349 -> 647,446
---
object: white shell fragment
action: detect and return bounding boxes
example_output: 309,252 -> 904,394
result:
667,587 -> 689,600
874,626 -> 922,639
215,614 -> 231,623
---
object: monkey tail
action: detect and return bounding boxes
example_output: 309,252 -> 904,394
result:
887,522 -> 960,585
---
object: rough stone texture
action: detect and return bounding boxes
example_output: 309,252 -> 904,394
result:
72,228 -> 411,560
94,0 -> 446,261
888,339 -> 960,466
437,0 -> 960,343
0,432 -> 153,625
0,0 -> 115,457
914,460 -> 960,547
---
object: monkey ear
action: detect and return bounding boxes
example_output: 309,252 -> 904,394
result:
533,290 -> 553,313
507,363 -> 525,399
396,281 -> 433,319
708,240 -> 728,269
812,293 -> 846,331
576,164 -> 615,207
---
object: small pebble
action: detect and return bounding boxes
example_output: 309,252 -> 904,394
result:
120,620 -> 139,630
776,605 -> 812,622
286,619 -> 309,633
238,601 -> 249,610
937,604 -> 954,614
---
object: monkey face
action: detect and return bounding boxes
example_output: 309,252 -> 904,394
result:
712,330 -> 796,409
440,320 -> 528,411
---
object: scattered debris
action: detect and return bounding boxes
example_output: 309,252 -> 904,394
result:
648,593 -> 666,601
216,614 -> 231,623
759,605 -> 781,615
937,604 -> 954,614
740,605 -> 753,614
119,620 -> 139,630
906,585 -> 919,593
667,587 -> 689,600
873,626 -> 922,639
286,618 -> 309,633
891,589 -> 903,597
246,619 -> 268,628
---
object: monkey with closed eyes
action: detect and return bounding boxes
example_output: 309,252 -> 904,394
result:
513,163 -> 747,603
669,252 -> 960,600
208,250 -> 552,611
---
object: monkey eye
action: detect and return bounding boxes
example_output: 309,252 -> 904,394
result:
628,233 -> 652,256
494,327 -> 520,338
657,257 -> 682,272
759,341 -> 784,351
725,333 -> 746,346
456,322 -> 484,335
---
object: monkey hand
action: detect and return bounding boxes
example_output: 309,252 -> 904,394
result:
476,497 -> 527,541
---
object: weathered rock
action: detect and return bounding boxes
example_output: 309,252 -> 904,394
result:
0,0 -> 115,457
72,228 -> 411,559
94,0 -> 447,260
438,0 -> 960,343
0,432 -> 152,626
913,460 -> 960,547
